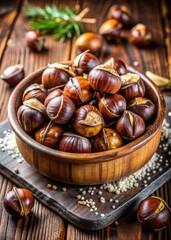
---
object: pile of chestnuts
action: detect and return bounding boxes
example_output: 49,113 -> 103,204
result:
17,50 -> 156,153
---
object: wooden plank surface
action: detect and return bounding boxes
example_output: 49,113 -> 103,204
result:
0,0 -> 171,239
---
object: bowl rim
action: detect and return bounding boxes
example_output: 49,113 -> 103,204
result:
8,63 -> 166,164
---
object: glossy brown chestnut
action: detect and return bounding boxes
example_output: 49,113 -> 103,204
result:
137,196 -> 171,231
99,19 -> 123,42
44,89 -> 63,107
72,50 -> 100,75
1,64 -> 25,87
4,187 -> 34,217
35,121 -> 63,148
22,83 -> 47,103
119,73 -> 145,100
59,133 -> 92,153
74,104 -> 104,137
46,95 -> 76,124
17,98 -> 46,133
63,76 -> 94,105
92,128 -> 123,152
129,23 -> 153,47
114,58 -> 127,75
88,58 -> 121,94
25,31 -> 45,52
116,110 -> 146,140
107,4 -> 132,26
98,93 -> 127,120
75,32 -> 103,53
41,63 -> 75,89
127,97 -> 156,121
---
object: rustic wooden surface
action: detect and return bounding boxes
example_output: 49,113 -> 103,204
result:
0,0 -> 171,239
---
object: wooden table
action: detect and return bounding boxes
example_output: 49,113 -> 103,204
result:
0,0 -> 170,239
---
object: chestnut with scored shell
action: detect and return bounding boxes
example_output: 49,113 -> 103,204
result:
46,94 -> 76,124
44,89 -> 63,107
113,58 -> 127,75
35,121 -> 63,148
74,104 -> 104,137
59,133 -> 92,153
42,63 -> 75,89
98,93 -> 127,120
22,83 -> 47,103
4,187 -> 34,217
127,97 -> 156,122
25,31 -> 45,52
17,98 -> 46,133
72,50 -> 100,75
119,73 -> 145,100
63,76 -> 94,105
116,110 -> 146,140
99,19 -> 123,42
92,128 -> 123,152
1,64 -> 25,87
88,58 -> 121,94
137,196 -> 171,231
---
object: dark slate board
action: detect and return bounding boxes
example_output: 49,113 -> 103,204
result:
0,95 -> 171,231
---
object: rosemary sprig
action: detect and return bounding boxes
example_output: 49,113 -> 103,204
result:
25,4 -> 96,42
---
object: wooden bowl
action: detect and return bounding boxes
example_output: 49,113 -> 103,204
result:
8,64 -> 166,185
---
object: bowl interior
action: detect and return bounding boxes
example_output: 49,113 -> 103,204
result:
8,64 -> 166,163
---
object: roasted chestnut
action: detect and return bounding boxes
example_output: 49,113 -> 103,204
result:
98,93 -> 127,120
41,63 -> 75,89
88,58 -> 121,94
35,121 -> 63,148
17,98 -> 46,133
127,97 -> 156,121
63,76 -> 94,105
116,110 -> 146,140
92,128 -> 123,152
22,83 -> 47,103
75,32 -> 103,53
74,105 -> 104,137
114,58 -> 127,75
137,196 -> 171,231
46,95 -> 76,124
1,64 -> 25,87
119,73 -> 145,100
129,23 -> 153,47
99,19 -> 123,42
72,50 -> 100,75
107,4 -> 132,26
44,89 -> 63,107
4,187 -> 34,217
59,133 -> 92,153
25,31 -> 45,52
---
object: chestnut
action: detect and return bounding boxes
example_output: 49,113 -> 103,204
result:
137,196 -> 171,231
107,4 -> 132,26
92,128 -> 123,152
72,50 -> 100,75
129,23 -> 153,47
88,58 -> 121,94
1,64 -> 25,87
44,89 -> 63,107
4,187 -> 34,217
35,121 -> 63,148
114,58 -> 127,75
75,32 -> 103,53
25,31 -> 45,52
99,19 -> 123,42
74,104 -> 104,137
17,98 -> 46,133
119,73 -> 145,100
46,95 -> 76,124
59,133 -> 92,153
127,97 -> 156,122
63,76 -> 94,105
116,110 -> 146,140
98,93 -> 127,120
22,83 -> 47,103
41,63 -> 75,89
